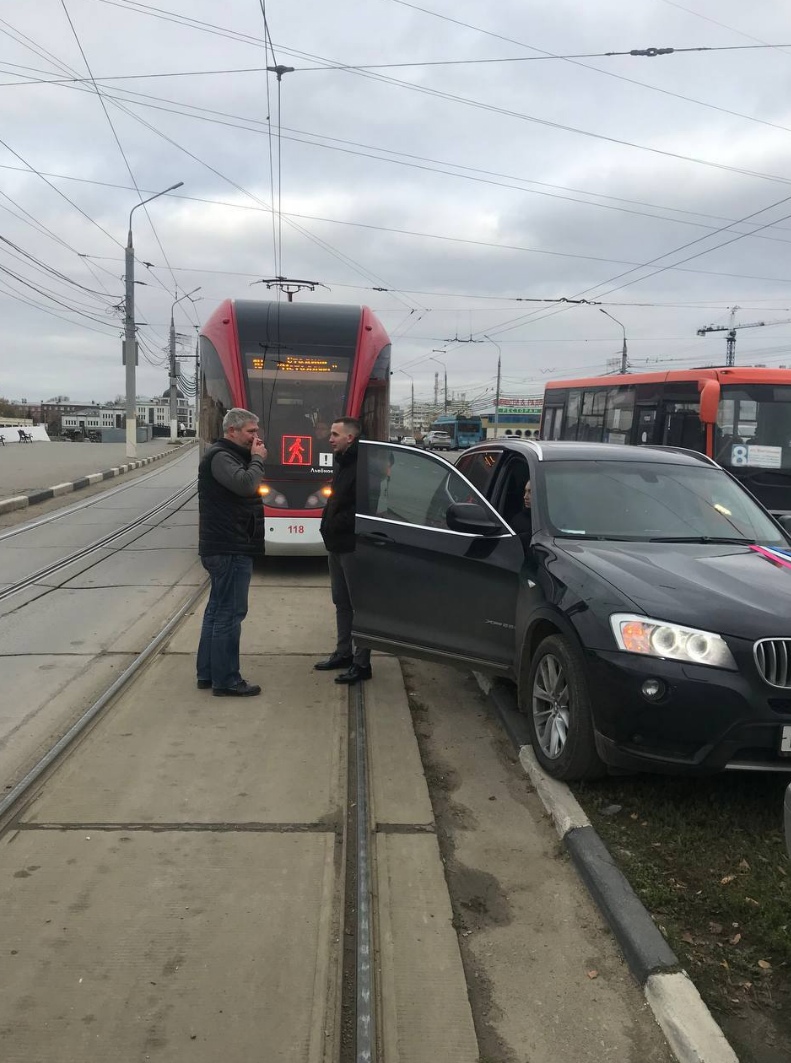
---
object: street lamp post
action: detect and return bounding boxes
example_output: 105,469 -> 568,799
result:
599,308 -> 628,374
484,336 -> 502,439
168,287 -> 201,441
397,370 -> 415,432
124,181 -> 184,457
429,354 -> 448,413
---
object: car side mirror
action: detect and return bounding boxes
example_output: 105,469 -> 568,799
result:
778,514 -> 791,534
446,501 -> 503,536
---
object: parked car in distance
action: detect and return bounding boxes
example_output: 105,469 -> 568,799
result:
352,438 -> 791,780
400,436 -> 417,446
425,430 -> 454,451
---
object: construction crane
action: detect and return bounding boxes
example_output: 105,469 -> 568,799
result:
697,305 -> 791,366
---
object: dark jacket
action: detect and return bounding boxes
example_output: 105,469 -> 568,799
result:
320,439 -> 359,554
198,438 -> 265,557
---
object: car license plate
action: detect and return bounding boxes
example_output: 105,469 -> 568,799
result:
781,726 -> 791,755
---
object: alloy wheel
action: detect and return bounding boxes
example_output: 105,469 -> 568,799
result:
532,652 -> 570,759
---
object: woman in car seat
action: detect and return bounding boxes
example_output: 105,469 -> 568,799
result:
510,480 -> 532,545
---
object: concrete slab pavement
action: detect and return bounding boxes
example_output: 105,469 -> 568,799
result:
27,653 -> 347,826
0,830 -> 338,1063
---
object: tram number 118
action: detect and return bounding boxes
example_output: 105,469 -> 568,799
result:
288,525 -> 305,534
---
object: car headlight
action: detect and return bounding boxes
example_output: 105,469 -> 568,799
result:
609,613 -> 737,670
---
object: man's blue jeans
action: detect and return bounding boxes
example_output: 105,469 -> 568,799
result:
196,554 -> 254,690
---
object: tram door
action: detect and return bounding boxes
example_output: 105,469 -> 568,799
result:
635,405 -> 660,445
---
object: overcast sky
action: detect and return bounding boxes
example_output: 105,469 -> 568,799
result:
3,0 -> 791,411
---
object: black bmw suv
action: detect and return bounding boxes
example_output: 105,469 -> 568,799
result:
350,438 -> 791,779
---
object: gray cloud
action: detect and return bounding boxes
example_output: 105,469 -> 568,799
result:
3,0 -> 791,410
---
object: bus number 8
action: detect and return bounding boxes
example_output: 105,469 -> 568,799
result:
730,444 -> 749,466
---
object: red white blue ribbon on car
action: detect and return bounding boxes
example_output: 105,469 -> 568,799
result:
750,544 -> 791,570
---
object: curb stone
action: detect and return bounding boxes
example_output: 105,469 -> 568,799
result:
0,444 -> 193,516
473,672 -> 739,1063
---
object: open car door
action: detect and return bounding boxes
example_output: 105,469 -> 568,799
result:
349,441 -> 524,674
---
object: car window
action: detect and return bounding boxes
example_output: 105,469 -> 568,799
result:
456,450 -> 501,497
359,444 -> 502,531
494,457 -> 531,522
542,460 -> 786,543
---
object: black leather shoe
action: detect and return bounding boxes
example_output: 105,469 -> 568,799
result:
314,653 -> 353,672
197,679 -> 212,690
213,681 -> 262,697
335,664 -> 373,685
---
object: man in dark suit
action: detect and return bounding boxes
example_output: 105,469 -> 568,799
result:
314,417 -> 372,685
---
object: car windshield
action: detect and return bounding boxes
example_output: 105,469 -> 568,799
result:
542,460 -> 787,544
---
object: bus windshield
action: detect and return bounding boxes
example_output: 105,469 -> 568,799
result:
244,350 -> 351,475
716,384 -> 791,471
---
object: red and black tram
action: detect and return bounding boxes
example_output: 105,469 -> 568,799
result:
199,299 -> 391,554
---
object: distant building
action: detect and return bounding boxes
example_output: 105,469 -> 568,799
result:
479,396 -> 543,439
59,395 -> 195,436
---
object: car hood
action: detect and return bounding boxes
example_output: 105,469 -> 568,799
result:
559,540 -> 791,640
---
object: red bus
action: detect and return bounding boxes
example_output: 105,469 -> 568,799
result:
199,299 -> 391,554
540,367 -> 791,514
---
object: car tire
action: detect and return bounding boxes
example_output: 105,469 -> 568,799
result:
525,634 -> 605,781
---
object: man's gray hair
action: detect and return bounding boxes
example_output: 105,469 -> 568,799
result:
223,408 -> 259,432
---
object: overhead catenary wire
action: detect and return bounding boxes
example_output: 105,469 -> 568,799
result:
81,0 -> 791,187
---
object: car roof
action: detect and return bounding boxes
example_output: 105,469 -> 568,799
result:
464,438 -> 718,466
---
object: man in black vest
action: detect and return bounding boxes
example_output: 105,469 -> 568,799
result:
197,408 -> 267,696
314,417 -> 372,685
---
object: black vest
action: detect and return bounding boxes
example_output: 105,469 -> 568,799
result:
198,439 -> 265,557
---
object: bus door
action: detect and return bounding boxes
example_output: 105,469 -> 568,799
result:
542,405 -> 564,440
663,407 -> 705,451
635,405 -> 660,445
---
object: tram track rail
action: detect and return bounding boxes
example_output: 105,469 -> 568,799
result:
0,564 -> 384,1063
0,580 -> 207,836
0,445 -> 197,544
0,479 -> 197,605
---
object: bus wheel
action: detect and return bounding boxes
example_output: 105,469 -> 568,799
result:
525,635 -> 605,781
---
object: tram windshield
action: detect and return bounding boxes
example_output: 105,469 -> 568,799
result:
244,349 -> 351,476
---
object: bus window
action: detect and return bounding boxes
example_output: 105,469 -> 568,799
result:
605,387 -> 635,444
578,390 -> 606,442
542,406 -> 564,439
565,391 -> 581,440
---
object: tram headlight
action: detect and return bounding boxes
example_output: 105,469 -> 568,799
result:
257,484 -> 288,507
306,485 -> 332,508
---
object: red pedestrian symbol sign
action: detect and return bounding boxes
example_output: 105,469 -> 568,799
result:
282,435 -> 312,466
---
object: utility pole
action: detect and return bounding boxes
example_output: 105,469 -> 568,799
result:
431,351 -> 449,412
433,371 -> 439,409
169,287 -> 200,441
194,329 -> 200,436
398,370 -> 415,430
124,182 -> 183,457
484,336 -> 502,439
